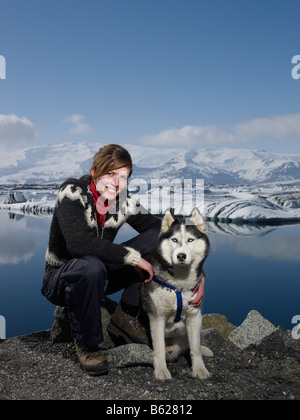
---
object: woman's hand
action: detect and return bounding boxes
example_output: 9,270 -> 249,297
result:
135,258 -> 154,283
189,275 -> 206,307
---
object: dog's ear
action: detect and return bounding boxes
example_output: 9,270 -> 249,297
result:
161,209 -> 176,233
190,208 -> 206,233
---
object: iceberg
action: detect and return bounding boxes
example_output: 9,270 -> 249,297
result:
203,183 -> 300,223
0,181 -> 299,224
0,188 -> 56,216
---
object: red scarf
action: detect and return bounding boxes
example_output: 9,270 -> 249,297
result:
90,180 -> 116,228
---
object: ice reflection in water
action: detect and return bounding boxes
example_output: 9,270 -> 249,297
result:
0,212 -> 299,338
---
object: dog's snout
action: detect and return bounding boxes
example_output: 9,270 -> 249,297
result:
177,253 -> 187,262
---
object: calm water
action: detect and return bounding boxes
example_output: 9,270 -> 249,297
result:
0,211 -> 299,339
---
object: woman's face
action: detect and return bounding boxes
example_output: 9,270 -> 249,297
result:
94,166 -> 130,201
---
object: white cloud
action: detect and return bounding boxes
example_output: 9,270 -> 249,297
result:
0,114 -> 37,146
63,114 -> 93,136
142,114 -> 300,147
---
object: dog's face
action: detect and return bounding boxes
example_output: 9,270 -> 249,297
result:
159,208 -> 210,267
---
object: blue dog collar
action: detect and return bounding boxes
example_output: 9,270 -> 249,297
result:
152,276 -> 183,323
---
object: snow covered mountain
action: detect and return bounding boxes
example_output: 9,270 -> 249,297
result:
1,142 -> 300,224
0,142 -> 300,185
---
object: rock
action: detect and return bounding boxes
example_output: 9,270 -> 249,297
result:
202,313 -> 237,339
50,306 -> 72,343
228,310 -> 276,350
255,326 -> 288,353
104,343 -> 153,367
201,328 -> 225,350
1,312 -> 300,400
98,305 -> 116,350
281,327 -> 300,352
257,326 -> 300,354
50,297 -> 117,349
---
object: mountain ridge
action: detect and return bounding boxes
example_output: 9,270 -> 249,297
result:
0,142 -> 300,185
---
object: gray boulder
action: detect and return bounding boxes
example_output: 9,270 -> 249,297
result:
228,310 -> 276,350
256,326 -> 300,354
50,298 -> 117,350
105,343 -> 153,367
50,306 -> 72,343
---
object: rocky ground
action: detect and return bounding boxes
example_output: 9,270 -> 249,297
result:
0,310 -> 299,401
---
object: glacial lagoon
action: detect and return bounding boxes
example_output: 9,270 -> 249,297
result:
0,211 -> 299,339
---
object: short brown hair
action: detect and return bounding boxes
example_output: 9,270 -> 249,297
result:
90,144 -> 133,180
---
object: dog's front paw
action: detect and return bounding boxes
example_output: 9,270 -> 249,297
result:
192,366 -> 210,380
155,367 -> 172,381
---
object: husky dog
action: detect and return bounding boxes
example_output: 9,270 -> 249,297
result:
141,208 -> 213,381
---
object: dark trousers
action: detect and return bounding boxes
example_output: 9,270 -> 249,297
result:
42,227 -> 159,346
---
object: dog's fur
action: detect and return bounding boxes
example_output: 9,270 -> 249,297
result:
141,208 -> 213,380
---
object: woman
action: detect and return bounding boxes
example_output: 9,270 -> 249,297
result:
42,144 -> 205,376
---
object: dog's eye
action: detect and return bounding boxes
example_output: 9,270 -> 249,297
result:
188,238 -> 194,242
172,238 -> 178,243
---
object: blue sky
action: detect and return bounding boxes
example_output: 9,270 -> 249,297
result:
1,0 -> 300,153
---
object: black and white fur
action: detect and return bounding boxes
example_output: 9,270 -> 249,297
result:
141,208 -> 213,380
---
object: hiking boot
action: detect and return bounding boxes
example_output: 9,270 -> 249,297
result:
74,341 -> 109,376
107,303 -> 150,346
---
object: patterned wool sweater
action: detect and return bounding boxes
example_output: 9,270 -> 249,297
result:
45,175 -> 161,268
